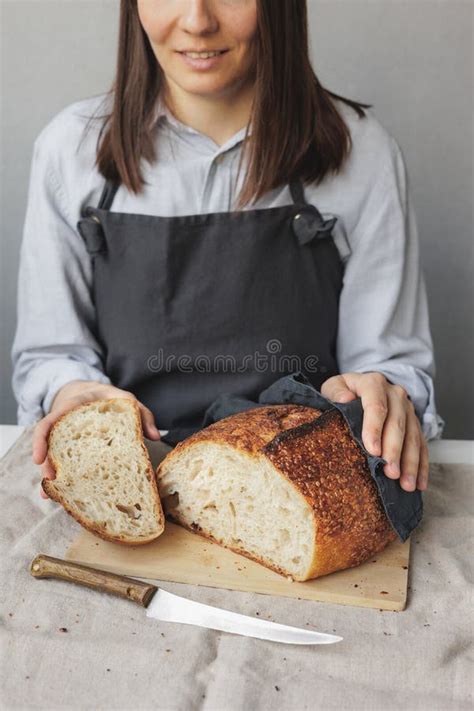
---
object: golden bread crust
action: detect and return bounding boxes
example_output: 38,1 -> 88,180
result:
263,408 -> 397,578
168,404 -> 324,455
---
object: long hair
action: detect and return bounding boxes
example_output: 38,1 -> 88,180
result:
88,0 -> 371,208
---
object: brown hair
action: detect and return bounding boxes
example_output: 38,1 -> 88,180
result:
88,0 -> 371,208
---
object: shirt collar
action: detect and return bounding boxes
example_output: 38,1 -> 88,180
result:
152,94 -> 252,150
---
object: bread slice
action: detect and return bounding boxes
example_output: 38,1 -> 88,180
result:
156,404 -> 397,581
43,398 -> 165,544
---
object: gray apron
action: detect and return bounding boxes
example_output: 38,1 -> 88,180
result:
77,178 -> 343,445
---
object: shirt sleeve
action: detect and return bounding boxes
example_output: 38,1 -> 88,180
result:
11,132 -> 111,426
336,135 -> 445,441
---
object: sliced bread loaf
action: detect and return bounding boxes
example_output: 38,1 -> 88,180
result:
156,404 -> 397,581
43,398 -> 165,544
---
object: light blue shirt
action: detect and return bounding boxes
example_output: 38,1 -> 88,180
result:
11,93 -> 445,439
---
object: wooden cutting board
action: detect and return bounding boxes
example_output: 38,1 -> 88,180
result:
66,522 -> 411,611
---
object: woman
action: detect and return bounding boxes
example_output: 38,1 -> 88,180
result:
11,0 -> 443,501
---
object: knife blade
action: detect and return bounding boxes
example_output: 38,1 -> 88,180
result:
147,588 -> 341,644
30,554 -> 342,646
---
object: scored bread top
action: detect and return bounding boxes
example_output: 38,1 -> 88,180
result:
170,404 -> 324,455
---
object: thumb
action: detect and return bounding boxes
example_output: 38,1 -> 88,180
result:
138,404 -> 161,440
320,375 -> 357,403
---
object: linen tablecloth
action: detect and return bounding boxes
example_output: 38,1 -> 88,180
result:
1,427 -> 472,711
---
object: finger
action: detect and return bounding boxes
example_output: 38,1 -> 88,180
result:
417,436 -> 430,491
39,457 -> 56,500
381,385 -> 409,480
320,375 -> 357,403
40,486 -> 50,500
32,414 -> 56,465
399,406 -> 421,492
41,457 -> 57,481
138,403 -> 161,440
359,373 -> 389,457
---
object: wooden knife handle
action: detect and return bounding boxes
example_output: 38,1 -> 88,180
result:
30,554 -> 158,607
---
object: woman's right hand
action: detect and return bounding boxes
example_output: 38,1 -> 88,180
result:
32,380 -> 161,500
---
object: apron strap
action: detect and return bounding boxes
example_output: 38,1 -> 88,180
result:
77,179 -> 119,255
98,179 -> 120,211
289,179 -> 307,205
289,180 -> 338,246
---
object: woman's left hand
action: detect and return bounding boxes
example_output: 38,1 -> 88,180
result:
321,371 -> 429,492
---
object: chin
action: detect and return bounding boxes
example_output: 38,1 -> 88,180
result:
174,76 -> 237,97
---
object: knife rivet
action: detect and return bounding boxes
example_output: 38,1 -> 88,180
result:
32,564 -> 40,571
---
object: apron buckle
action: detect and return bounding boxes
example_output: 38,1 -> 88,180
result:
292,206 -> 337,246
77,211 -> 107,255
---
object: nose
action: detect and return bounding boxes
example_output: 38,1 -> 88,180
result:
178,0 -> 219,34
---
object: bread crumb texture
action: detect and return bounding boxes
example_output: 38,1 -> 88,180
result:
45,399 -> 164,544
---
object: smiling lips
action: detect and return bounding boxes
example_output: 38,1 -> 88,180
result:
179,50 -> 228,58
177,49 -> 229,70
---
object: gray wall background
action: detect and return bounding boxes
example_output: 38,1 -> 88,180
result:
1,0 -> 473,438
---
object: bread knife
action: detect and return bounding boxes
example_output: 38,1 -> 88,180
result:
30,555 -> 342,646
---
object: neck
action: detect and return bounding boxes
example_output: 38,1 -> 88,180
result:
162,80 -> 255,147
